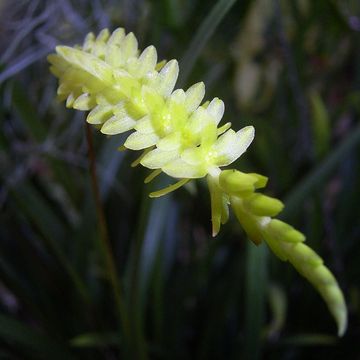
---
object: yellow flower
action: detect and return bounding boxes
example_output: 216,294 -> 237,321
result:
48,27 -> 347,336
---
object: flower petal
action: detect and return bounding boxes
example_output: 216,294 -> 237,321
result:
141,148 -> 179,169
206,97 -> 224,125
124,131 -> 159,150
180,147 -> 204,166
156,132 -> 181,151
169,89 -> 186,104
156,60 -> 179,97
127,45 -> 158,78
213,126 -> 255,167
107,28 -> 125,47
184,82 -> 205,113
101,114 -> 136,135
134,115 -> 155,134
87,104 -> 113,125
56,46 -> 112,83
163,158 -> 207,178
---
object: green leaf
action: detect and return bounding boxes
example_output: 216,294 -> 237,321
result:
0,313 -> 74,359
280,333 -> 338,346
243,242 -> 268,360
70,332 -> 119,348
178,0 -> 239,86
309,91 -> 330,159
282,123 -> 360,220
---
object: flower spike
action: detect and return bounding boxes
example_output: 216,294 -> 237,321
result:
48,27 -> 347,336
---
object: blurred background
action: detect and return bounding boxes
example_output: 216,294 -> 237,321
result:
1,0 -> 360,358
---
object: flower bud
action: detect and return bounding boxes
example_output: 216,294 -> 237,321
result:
243,193 -> 284,217
219,170 -> 256,195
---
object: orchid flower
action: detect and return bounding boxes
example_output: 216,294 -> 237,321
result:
48,28 -> 347,336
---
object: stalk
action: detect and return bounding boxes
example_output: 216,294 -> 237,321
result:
85,122 -> 131,349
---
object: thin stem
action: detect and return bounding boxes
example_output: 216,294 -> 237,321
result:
84,122 -> 130,346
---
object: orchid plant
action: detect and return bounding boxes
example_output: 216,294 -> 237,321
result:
48,28 -> 347,336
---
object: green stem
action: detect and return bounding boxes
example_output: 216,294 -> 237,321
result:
85,123 -> 130,347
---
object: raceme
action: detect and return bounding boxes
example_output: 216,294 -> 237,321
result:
48,28 -> 347,336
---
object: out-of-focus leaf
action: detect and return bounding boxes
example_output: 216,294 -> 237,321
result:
280,333 -> 338,346
139,195 -> 174,298
12,182 -> 65,242
309,91 -> 331,159
264,283 -> 287,338
234,62 -> 261,107
160,0 -> 193,28
0,313 -> 74,359
70,332 -> 119,348
11,82 -> 47,141
125,175 -> 176,360
179,0 -> 239,86
197,241 -> 244,359
11,182 -> 90,302
243,242 -> 268,360
282,123 -> 360,219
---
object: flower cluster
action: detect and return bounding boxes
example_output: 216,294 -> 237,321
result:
48,28 -> 347,336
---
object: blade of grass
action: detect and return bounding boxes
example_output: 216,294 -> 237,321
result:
11,182 -> 90,303
178,0 -> 239,87
0,313 -> 75,360
139,195 -> 172,298
0,252 -> 49,327
0,213 -> 80,334
197,241 -> 243,359
70,332 -> 119,348
126,175 -> 177,359
11,82 -> 47,140
243,241 -> 268,360
127,185 -> 151,360
282,123 -> 360,220
98,136 -> 126,199
280,333 -> 338,346
127,183 -> 162,360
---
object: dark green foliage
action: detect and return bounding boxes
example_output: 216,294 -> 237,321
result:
0,0 -> 359,358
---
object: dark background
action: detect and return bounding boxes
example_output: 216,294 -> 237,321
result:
0,0 -> 360,359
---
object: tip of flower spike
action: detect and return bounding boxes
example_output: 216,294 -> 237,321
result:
337,310 -> 347,337
327,286 -> 347,337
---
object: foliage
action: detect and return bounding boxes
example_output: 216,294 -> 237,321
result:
1,0 -> 360,359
